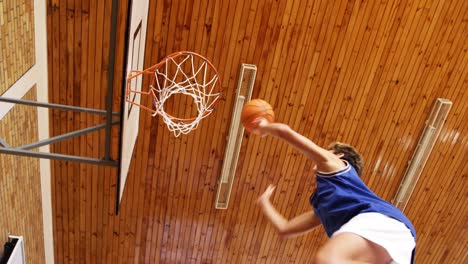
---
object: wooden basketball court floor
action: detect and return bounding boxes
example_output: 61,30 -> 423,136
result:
0,0 -> 466,263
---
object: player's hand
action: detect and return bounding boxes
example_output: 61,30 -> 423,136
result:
256,184 -> 276,205
250,118 -> 271,137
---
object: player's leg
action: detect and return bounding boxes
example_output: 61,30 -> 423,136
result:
314,232 -> 392,264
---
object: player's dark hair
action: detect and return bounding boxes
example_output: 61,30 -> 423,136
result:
328,142 -> 364,177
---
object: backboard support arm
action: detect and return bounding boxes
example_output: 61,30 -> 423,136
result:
0,96 -> 120,167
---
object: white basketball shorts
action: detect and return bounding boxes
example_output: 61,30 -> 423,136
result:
332,212 -> 416,264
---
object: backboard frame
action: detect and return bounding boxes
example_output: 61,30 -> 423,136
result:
116,0 -> 150,214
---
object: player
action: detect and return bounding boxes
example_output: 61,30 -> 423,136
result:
252,118 -> 416,264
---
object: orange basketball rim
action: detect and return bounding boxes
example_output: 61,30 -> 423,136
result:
125,51 -> 222,136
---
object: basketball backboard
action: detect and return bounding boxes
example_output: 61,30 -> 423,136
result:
117,0 -> 150,212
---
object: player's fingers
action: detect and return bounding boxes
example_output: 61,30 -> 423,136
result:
267,185 -> 276,194
251,118 -> 266,128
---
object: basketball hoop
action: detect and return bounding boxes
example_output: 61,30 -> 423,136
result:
125,51 -> 221,137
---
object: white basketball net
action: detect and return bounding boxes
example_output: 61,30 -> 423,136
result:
150,53 -> 221,137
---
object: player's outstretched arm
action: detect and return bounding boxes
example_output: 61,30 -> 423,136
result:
251,119 -> 345,172
257,185 -> 321,239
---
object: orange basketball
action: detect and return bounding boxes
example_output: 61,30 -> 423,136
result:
241,99 -> 275,132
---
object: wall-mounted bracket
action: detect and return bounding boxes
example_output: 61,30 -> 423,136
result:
0,96 -> 120,167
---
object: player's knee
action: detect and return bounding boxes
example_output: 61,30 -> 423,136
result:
314,251 -> 327,264
314,248 -> 342,264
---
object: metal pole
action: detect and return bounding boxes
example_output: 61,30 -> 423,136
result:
0,137 -> 9,147
0,97 -> 120,116
17,121 -> 120,150
0,147 -> 119,167
104,0 -> 119,161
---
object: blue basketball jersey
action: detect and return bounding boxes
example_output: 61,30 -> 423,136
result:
309,160 -> 416,241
